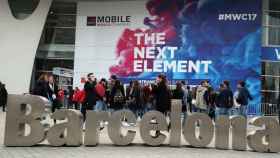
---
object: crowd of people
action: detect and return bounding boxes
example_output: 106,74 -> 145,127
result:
32,73 -> 254,122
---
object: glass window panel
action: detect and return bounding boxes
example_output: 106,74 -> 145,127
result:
49,2 -> 77,15
261,76 -> 280,91
263,11 -> 280,26
269,12 -> 280,25
268,27 -> 280,45
46,14 -> 76,28
262,27 -> 268,46
261,91 -> 279,104
262,62 -> 280,76
269,0 -> 280,11
8,0 -> 39,19
43,28 -> 75,44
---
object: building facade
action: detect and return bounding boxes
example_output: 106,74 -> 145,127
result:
0,0 -> 279,107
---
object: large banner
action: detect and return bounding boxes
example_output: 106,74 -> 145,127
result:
74,0 -> 262,105
262,47 -> 280,61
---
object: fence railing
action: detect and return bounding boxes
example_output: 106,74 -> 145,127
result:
248,103 -> 279,116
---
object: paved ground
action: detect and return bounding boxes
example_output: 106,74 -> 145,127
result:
0,111 -> 279,158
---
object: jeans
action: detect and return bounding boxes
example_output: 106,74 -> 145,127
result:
216,107 -> 230,119
240,106 -> 247,118
231,107 -> 240,116
95,100 -> 106,112
182,112 -> 188,126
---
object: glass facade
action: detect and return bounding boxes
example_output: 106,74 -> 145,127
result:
8,0 -> 40,19
31,1 -> 77,89
262,0 -> 280,105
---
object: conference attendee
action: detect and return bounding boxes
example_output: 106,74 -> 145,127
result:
57,89 -> 65,107
72,87 -> 81,110
172,81 -> 185,113
128,80 -> 143,119
195,81 -> 209,113
126,81 -> 133,101
236,81 -> 253,118
33,73 -> 49,99
47,75 -> 60,113
81,73 -> 97,121
207,86 -> 217,120
67,86 -> 74,109
95,79 -> 107,111
0,82 -> 8,112
215,82 -> 233,118
154,74 -> 171,115
232,88 -> 241,116
142,84 -> 153,113
109,78 -> 125,111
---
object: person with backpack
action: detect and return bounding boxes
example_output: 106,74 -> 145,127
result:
236,81 -> 253,118
215,82 -> 233,118
110,78 -> 125,111
0,82 -> 8,112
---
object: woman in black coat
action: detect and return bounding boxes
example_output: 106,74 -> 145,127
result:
154,74 -> 171,115
33,74 -> 49,99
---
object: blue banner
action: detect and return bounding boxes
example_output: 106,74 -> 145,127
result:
262,47 -> 280,61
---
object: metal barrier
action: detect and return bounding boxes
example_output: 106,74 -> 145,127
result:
248,103 -> 279,116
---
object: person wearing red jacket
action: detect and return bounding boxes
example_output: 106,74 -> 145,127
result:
95,79 -> 107,111
72,87 -> 81,110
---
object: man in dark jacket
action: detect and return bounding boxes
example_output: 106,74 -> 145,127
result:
236,81 -> 253,118
82,73 -> 97,122
215,82 -> 233,118
0,83 -> 8,112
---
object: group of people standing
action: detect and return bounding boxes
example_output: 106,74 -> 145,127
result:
32,74 -> 65,114
33,72 -> 253,123
77,73 -> 172,122
191,80 -> 252,119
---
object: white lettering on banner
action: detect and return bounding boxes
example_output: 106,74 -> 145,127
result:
218,13 -> 257,21
4,95 -> 280,153
133,32 -> 212,73
134,46 -> 178,59
275,48 -> 280,60
133,60 -> 212,73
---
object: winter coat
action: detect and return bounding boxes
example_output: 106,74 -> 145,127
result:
83,81 -> 97,109
154,82 -> 171,113
236,87 -> 252,106
216,89 -> 234,108
33,80 -> 49,99
195,86 -> 208,110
